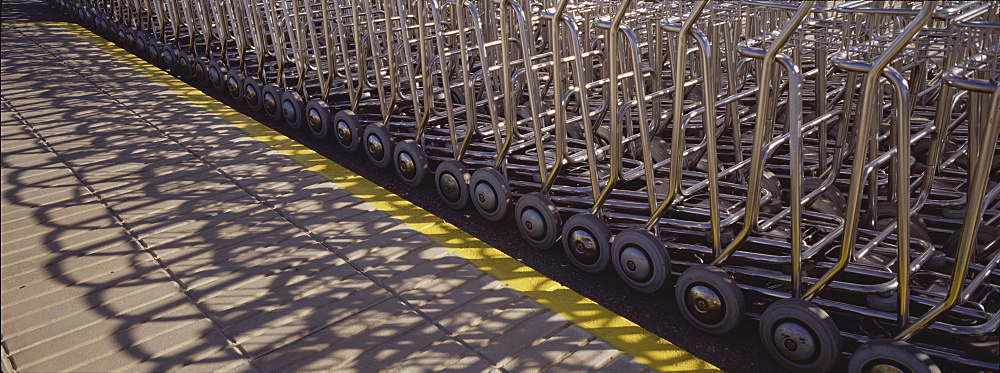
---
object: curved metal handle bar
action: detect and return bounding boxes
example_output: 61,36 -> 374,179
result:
711,0 -> 816,267
802,1 -> 939,303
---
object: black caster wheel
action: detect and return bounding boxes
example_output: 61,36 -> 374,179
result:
675,265 -> 744,335
435,160 -> 471,209
146,40 -> 163,66
243,76 -> 264,112
562,213 -> 611,273
333,109 -> 363,152
124,28 -> 138,50
611,228 -> 670,293
515,192 -> 562,249
759,298 -> 841,372
470,168 -> 511,222
362,123 -> 393,167
393,140 -> 428,187
114,26 -> 127,47
262,83 -> 283,120
944,225 -> 999,261
207,60 -> 228,91
802,177 -> 845,216
131,29 -> 146,54
225,69 -> 245,101
160,45 -> 178,73
192,56 -> 210,82
848,339 -> 940,373
305,98 -> 332,140
280,90 -> 306,129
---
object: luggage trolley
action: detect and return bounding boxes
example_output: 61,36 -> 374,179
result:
848,7 -> 1000,371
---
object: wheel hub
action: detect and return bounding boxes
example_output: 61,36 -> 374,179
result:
336,121 -> 352,145
619,246 -> 652,282
520,208 -> 545,240
569,229 -> 597,261
227,77 -> 240,96
439,173 -> 461,202
685,285 -> 724,323
162,50 -> 174,66
474,182 -> 498,212
773,321 -> 817,363
208,67 -> 221,86
307,108 -> 322,129
245,86 -> 258,102
282,100 -> 297,122
397,152 -> 416,179
366,134 -> 384,160
263,92 -> 276,111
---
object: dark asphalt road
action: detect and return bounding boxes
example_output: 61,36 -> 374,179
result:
3,1 -> 790,371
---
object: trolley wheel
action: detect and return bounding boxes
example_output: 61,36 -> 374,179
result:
435,160 -> 471,209
562,213 -> 611,273
848,339 -> 940,373
115,26 -> 128,47
363,123 -> 393,168
515,192 -> 562,249
802,177 -> 845,216
243,76 -> 264,112
333,109 -> 362,152
280,90 -> 305,130
864,201 -> 929,232
207,60 -> 228,91
160,45 -> 178,73
262,83 -> 282,120
611,228 -> 670,293
759,298 -> 842,372
470,168 -> 511,222
225,69 -> 245,101
146,40 -> 162,66
943,225 -> 1000,260
675,265 -> 745,335
131,29 -> 145,54
192,56 -> 209,82
393,140 -> 428,187
305,99 -> 332,140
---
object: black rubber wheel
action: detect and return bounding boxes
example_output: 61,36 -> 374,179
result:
864,201 -> 929,232
225,69 -> 245,101
160,44 -> 178,72
207,60 -> 228,91
562,213 -> 612,273
435,160 -> 471,209
943,225 -> 1000,260
192,56 -> 210,82
174,52 -> 193,79
848,339 -> 940,373
393,140 -> 428,187
305,99 -> 332,140
802,177 -> 845,216
514,192 -> 562,249
759,298 -> 842,372
675,265 -> 745,335
131,29 -> 146,54
333,109 -> 363,152
362,123 -> 393,168
280,90 -> 305,130
611,228 -> 670,293
243,76 -> 264,112
262,83 -> 283,120
470,168 -> 511,222
146,40 -> 163,66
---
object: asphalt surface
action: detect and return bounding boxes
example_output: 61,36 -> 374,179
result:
3,1 -> 787,371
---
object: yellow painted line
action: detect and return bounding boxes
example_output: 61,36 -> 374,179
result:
34,21 -> 720,372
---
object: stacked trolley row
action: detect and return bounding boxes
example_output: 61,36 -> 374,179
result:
53,0 -> 999,371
